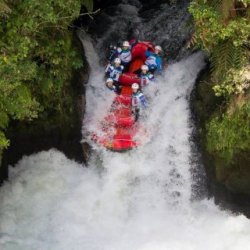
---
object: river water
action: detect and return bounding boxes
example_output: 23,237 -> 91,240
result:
1,1 -> 250,250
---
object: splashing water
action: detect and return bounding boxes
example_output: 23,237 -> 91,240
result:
1,32 -> 250,249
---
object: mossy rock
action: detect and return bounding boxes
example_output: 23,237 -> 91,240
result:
214,150 -> 250,195
192,69 -> 250,195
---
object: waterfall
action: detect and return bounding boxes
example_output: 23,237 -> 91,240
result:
1,1 -> 250,249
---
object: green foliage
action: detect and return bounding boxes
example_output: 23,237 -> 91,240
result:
189,0 -> 250,97
206,100 -> 250,163
213,65 -> 250,96
0,0 -> 93,150
190,1 -> 250,194
0,131 -> 9,148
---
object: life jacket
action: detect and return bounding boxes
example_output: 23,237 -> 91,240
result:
132,91 -> 147,109
145,50 -> 162,73
145,55 -> 157,67
105,64 -> 124,81
117,48 -> 132,63
139,72 -> 154,87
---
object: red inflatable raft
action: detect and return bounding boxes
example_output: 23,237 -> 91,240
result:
92,41 -> 153,151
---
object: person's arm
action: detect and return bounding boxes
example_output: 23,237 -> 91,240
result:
105,63 -> 112,73
139,93 -> 148,108
114,85 -> 122,95
141,77 -> 148,87
145,50 -> 151,57
156,57 -> 162,73
108,46 -> 118,62
105,64 -> 113,77
148,73 -> 154,81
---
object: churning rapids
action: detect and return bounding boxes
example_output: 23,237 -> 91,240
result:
1,2 -> 250,250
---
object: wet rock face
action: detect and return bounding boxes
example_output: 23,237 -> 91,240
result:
79,0 -> 193,62
191,70 -> 250,216
139,2 -> 192,60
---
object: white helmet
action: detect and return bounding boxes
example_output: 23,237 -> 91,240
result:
106,78 -> 113,83
114,57 -> 121,64
123,41 -> 130,47
155,45 -> 162,52
132,83 -> 139,90
141,65 -> 149,71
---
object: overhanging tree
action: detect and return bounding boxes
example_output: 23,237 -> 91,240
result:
0,0 -> 93,150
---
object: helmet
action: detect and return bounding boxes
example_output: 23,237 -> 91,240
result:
155,45 -> 162,52
114,57 -> 121,64
106,78 -> 113,83
132,83 -> 139,90
141,65 -> 149,71
123,41 -> 130,47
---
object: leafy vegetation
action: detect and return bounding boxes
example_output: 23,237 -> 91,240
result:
207,99 -> 250,162
0,0 -> 93,151
190,1 -> 250,193
189,0 -> 250,97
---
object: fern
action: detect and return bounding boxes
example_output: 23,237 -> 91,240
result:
230,44 -> 245,69
209,28 -> 247,83
210,40 -> 238,81
209,0 -> 223,10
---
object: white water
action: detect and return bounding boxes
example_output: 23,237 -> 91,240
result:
1,36 -> 250,250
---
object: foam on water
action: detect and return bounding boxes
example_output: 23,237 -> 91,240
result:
1,33 -> 250,249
